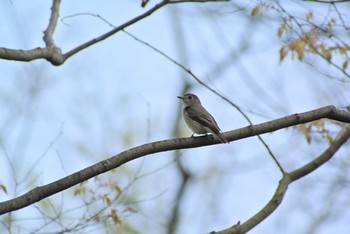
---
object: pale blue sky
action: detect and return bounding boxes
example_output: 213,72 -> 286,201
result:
0,1 -> 350,233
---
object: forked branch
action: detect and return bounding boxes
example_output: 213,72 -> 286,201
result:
212,123 -> 350,234
0,0 -> 227,65
0,105 -> 350,215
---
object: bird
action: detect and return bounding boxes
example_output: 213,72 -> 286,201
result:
178,93 -> 229,144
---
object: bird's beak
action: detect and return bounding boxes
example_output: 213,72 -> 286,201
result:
177,96 -> 184,99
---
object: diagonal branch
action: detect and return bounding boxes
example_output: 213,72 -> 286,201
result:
123,29 -> 285,173
63,0 -> 227,59
1,105 -> 350,215
0,0 -> 227,65
212,125 -> 350,234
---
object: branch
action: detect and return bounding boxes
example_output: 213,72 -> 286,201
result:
123,29 -> 284,173
1,105 -> 350,215
0,47 -> 64,65
303,0 -> 350,3
0,0 -> 226,65
43,0 -> 61,47
212,124 -> 350,234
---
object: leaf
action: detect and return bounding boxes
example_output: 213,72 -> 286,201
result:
305,12 -> 313,22
251,5 -> 260,17
300,124 -> 311,144
319,45 -> 332,62
277,24 -> 285,38
124,207 -> 137,213
74,186 -> 86,196
111,209 -> 122,225
113,184 -> 122,194
279,46 -> 289,61
326,135 -> 333,145
277,23 -> 288,38
293,40 -> 306,61
338,47 -> 346,55
105,195 -> 112,205
342,60 -> 348,70
287,39 -> 305,61
330,18 -> 336,24
0,184 -> 7,194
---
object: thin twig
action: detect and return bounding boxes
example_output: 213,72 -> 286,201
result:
0,0 -> 226,64
1,105 -> 350,215
122,29 -> 285,174
331,2 -> 349,30
274,0 -> 350,79
62,0 -> 227,60
214,125 -> 350,234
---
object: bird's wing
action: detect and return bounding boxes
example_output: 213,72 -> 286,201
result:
186,106 -> 221,134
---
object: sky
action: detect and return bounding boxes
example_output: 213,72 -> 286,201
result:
0,0 -> 350,233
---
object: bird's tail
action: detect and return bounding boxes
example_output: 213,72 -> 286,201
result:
214,132 -> 229,144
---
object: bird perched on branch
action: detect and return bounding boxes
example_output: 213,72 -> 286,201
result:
178,93 -> 229,144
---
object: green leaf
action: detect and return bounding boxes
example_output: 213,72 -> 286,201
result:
343,60 -> 348,70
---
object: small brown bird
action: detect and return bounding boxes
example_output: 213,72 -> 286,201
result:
178,93 -> 229,144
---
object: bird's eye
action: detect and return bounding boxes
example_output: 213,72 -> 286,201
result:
188,96 -> 193,99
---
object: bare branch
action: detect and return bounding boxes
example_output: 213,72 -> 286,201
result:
303,0 -> 350,3
0,0 -> 226,65
63,0 -> 227,59
0,105 -> 350,215
289,125 -> 350,181
123,29 -> 285,173
0,47 -> 64,65
43,0 -> 61,47
213,125 -> 350,234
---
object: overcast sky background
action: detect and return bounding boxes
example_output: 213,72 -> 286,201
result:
0,1 -> 350,233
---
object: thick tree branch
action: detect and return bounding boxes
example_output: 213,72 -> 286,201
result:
212,124 -> 350,234
0,47 -> 64,65
0,105 -> 350,215
0,0 -> 226,65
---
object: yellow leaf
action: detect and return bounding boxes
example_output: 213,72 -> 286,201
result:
338,47 -> 346,55
295,40 -> 305,61
111,209 -> 122,225
113,184 -> 122,194
251,5 -> 260,17
300,124 -> 311,144
277,28 -> 282,38
105,195 -> 112,205
279,46 -> 288,61
323,49 -> 332,62
282,23 -> 286,30
277,23 -> 287,38
288,40 -> 305,61
74,186 -> 86,196
326,135 -> 333,144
